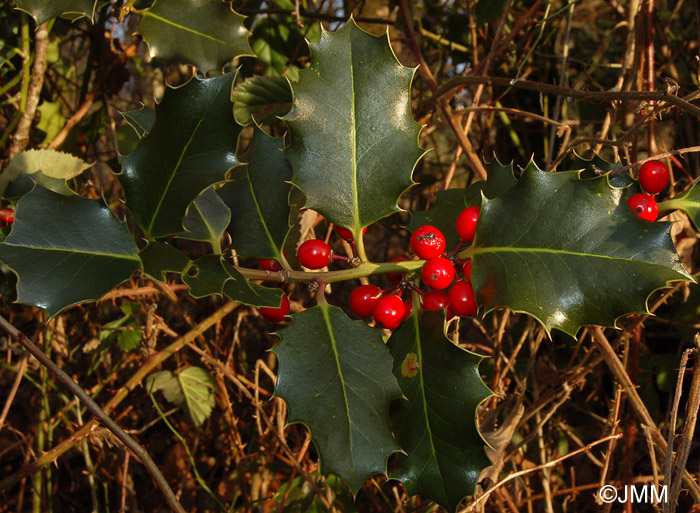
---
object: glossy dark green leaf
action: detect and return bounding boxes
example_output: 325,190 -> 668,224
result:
219,127 -> 292,260
469,167 -> 692,336
273,304 -> 402,493
139,241 -> 190,282
232,75 -> 292,125
137,0 -> 253,72
659,178 -> 700,231
119,73 -> 240,237
179,188 -> 231,251
14,0 -> 96,24
388,312 -> 492,512
0,149 -> 91,196
0,186 -> 140,316
183,254 -> 282,307
147,366 -> 216,426
284,20 -> 424,242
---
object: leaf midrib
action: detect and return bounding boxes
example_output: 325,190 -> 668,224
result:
2,244 -> 140,260
471,245 -> 669,263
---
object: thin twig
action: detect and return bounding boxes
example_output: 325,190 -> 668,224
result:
0,354 -> 28,432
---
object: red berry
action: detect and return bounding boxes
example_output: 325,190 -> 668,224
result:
456,206 -> 480,242
260,294 -> 290,323
639,160 -> 669,194
335,226 -> 367,242
421,257 -> 455,290
349,285 -> 382,318
373,294 -> 405,329
386,257 -> 409,284
627,193 -> 658,221
422,290 -> 449,310
448,281 -> 477,316
0,208 -> 14,224
297,239 -> 332,269
410,225 -> 446,259
462,259 -> 472,282
258,258 -> 282,272
403,298 -> 413,320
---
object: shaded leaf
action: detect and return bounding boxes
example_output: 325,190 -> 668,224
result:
0,149 -> 91,196
14,0 -> 97,24
119,73 -> 240,237
251,17 -> 308,79
182,254 -> 228,298
273,304 -> 402,493
388,312 -> 492,512
219,127 -> 292,260
137,0 -> 253,72
284,20 -> 424,239
659,178 -> 700,231
139,241 -> 190,282
179,187 -> 231,250
0,186 -> 140,316
470,167 -> 692,336
572,152 -> 631,188
117,107 -> 156,156
36,100 -> 66,146
232,75 -> 292,125
147,366 -> 216,426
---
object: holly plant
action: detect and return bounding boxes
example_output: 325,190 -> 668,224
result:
1,3 -> 699,513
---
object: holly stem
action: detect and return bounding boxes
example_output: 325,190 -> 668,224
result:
354,233 -> 370,263
236,259 -> 424,284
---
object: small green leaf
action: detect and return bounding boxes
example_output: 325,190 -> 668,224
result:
147,366 -> 216,426
659,178 -> 700,231
284,19 -> 425,239
222,264 -> 283,308
232,75 -> 292,125
0,149 -> 91,196
388,312 -> 492,512
273,304 -> 402,493
0,186 -> 141,316
137,0 -> 253,72
179,187 -> 231,250
470,167 -> 692,336
219,127 -> 292,260
119,73 -> 240,237
182,254 -> 228,298
14,0 -> 97,24
251,17 -> 308,78
139,241 -> 190,282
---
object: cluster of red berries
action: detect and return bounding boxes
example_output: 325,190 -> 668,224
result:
348,206 -> 481,330
627,160 -> 669,221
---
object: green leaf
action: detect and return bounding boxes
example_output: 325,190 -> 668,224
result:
179,187 -> 231,250
251,17 -> 308,79
0,149 -> 91,196
117,107 -> 156,156
14,0 -> 97,24
273,304 -> 402,493
36,100 -> 66,146
218,127 -> 292,260
388,311 -> 492,512
147,366 -> 216,426
659,178 -> 700,231
284,20 -> 425,238
119,73 -> 240,237
232,75 -> 292,125
139,241 -> 190,282
183,254 -> 283,307
408,159 -> 515,249
470,167 -> 692,336
0,186 -> 140,317
137,0 -> 253,72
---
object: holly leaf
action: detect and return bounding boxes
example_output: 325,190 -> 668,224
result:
179,187 -> 231,251
284,19 -> 425,240
470,167 -> 692,336
0,186 -> 140,316
13,0 -> 97,24
137,0 -> 253,72
0,149 -> 91,196
408,159 -> 515,248
219,127 -> 292,260
147,366 -> 216,426
659,178 -> 700,231
232,75 -> 292,125
119,73 -> 240,237
183,254 -> 283,307
139,241 -> 190,282
572,152 -> 632,187
273,304 -> 403,493
388,311 -> 492,512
